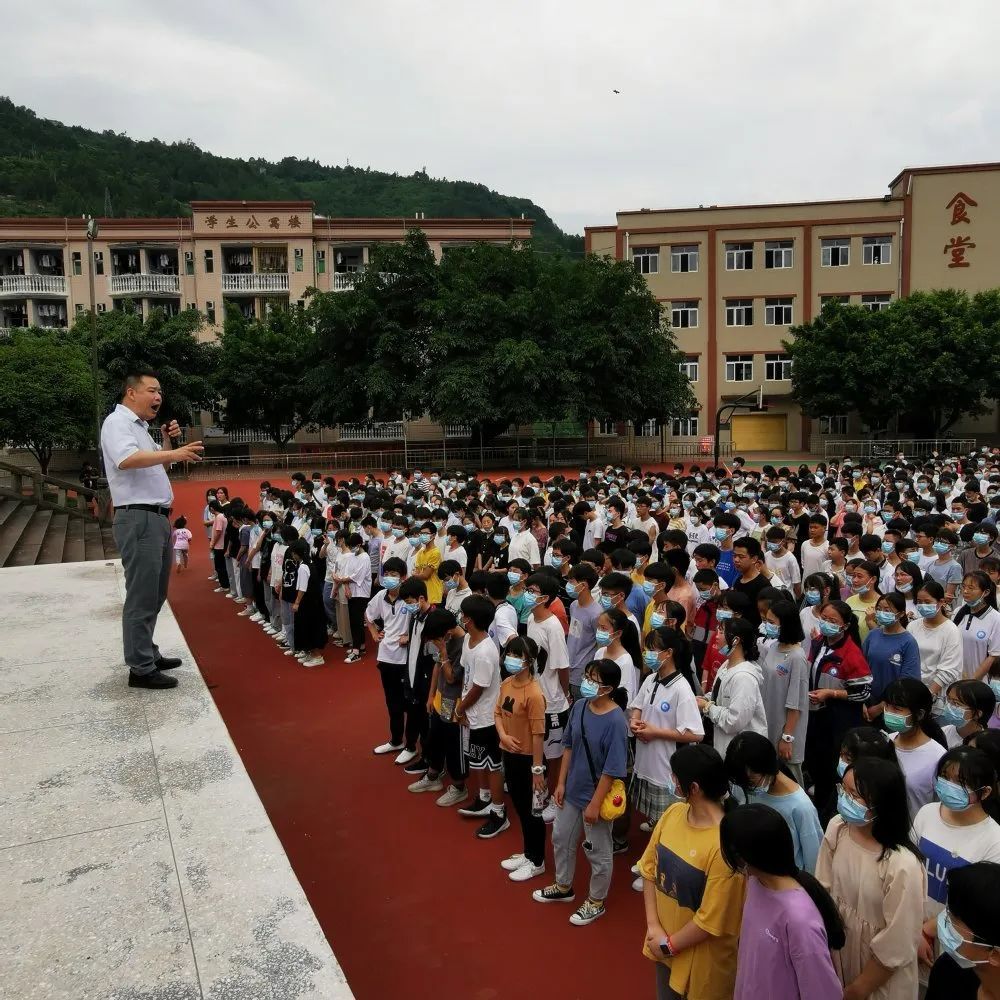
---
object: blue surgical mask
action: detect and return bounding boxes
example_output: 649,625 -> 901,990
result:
696,589 -> 712,602
937,910 -> 994,970
761,621 -> 780,639
418,533 -> 432,545
883,710 -> 912,733
507,571 -> 521,585
380,575 -> 400,590
804,589 -> 821,605
444,578 -> 459,591
504,656 -> 525,674
595,628 -> 612,647
818,619 -> 842,638
548,553 -> 564,568
650,611 -> 666,629
933,541 -> 951,554
990,678 -> 1000,700
643,650 -> 661,670
642,580 -> 657,596
770,516 -> 783,525
875,609 -> 898,627
522,591 -> 539,609
579,678 -> 600,699
940,703 -> 971,728
714,527 -> 728,542
973,532 -> 990,546
916,602 -> 938,618
837,757 -> 849,779
401,602 -> 420,615
718,643 -> 731,657
494,533 -> 507,545
392,527 -> 405,538
935,777 -> 973,812
262,521 -> 273,529
852,582 -> 870,595
837,789 -> 871,826
565,581 -> 579,600
897,581 -> 913,593
716,608 -> 734,621
881,541 -> 895,554
767,541 -> 782,553
599,595 -> 614,610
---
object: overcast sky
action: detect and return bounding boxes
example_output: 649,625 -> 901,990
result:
3,1 -> 999,235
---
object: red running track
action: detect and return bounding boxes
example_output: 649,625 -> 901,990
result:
166,478 -> 656,1000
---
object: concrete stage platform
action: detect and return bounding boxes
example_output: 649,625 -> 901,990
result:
0,560 -> 353,1000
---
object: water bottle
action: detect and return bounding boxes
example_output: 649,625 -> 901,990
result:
531,786 -> 546,817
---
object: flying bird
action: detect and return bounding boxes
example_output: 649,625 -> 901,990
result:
613,89 -> 620,94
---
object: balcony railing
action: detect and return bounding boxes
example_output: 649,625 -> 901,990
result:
222,273 -> 290,294
332,271 -> 398,292
0,274 -> 67,297
108,273 -> 181,296
338,421 -> 405,441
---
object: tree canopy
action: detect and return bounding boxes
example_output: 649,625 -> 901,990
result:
783,289 -> 1000,436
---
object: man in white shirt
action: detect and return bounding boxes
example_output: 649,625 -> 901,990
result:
100,369 -> 203,689
524,573 -> 571,760
799,515 -> 830,579
508,511 -> 541,568
579,500 -> 606,551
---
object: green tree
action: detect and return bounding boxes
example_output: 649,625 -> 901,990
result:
784,290 -> 1000,435
74,306 -> 219,424
216,304 -> 320,449
0,329 -> 94,473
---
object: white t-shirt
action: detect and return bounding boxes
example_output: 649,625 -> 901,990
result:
460,634 -> 501,730
364,589 -> 409,664
912,803 -> 1000,919
954,606 -> 1000,678
907,618 -> 963,697
889,734 -> 947,821
799,539 -> 829,579
582,516 -> 605,550
526,613 -> 570,713
596,647 -> 639,703
444,543 -> 468,572
487,600 -> 519,651
295,563 -> 310,593
628,671 -> 703,786
765,550 -> 801,591
508,529 -> 541,566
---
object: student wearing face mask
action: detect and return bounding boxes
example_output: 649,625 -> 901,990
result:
925,863 -> 1000,1000
804,601 -> 873,809
908,581 -> 963,711
721,803 -> 844,1000
594,606 -> 642,702
940,680 -> 997,748
863,593 -> 921,725
816,757 -> 926,1000
914,748 -> 1000,989
953,571 -> 1000,680
846,559 -> 882,642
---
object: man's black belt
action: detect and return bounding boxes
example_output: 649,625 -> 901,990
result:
115,503 -> 172,516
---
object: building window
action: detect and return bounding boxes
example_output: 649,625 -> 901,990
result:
861,293 -> 892,312
184,251 -> 194,275
670,244 -> 699,273
204,249 -> 214,274
71,252 -> 82,276
185,302 -> 196,312
821,294 -> 851,308
726,354 -> 754,382
74,303 -> 84,315
765,353 -> 793,381
725,298 -> 754,326
637,418 -> 659,437
725,242 -> 753,270
294,248 -> 304,273
820,414 -> 848,435
671,414 -> 699,437
316,249 -> 326,274
821,238 -> 850,267
96,303 -> 107,314
678,358 -> 699,382
206,300 -> 216,324
863,235 -> 892,265
597,419 -> 617,436
764,240 -> 793,269
633,247 -> 659,274
671,300 -> 699,328
93,251 -> 104,276
765,297 -> 793,325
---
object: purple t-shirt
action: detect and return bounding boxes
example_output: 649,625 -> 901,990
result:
734,879 -> 842,1000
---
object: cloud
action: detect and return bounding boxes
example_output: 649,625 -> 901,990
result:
2,0 -> 999,234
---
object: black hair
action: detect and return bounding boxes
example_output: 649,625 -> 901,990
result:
955,571 -> 999,623
422,607 -> 458,641
724,731 -> 797,798
568,561 -> 599,588
670,744 -> 733,807
503,634 -> 538,674
948,862 -> 1000,947
723,617 -> 760,662
381,556 -> 407,576
824,599 -> 863,646
399,577 -> 427,601
876,591 -> 907,619
936,746 -> 1000,821
946,679 -> 997,731
718,590 -> 753,617
644,626 -> 697,693
582,657 -> 629,711
459,594 -> 496,631
883,677 -> 948,748
525,571 -> 559,605
603,606 -> 643,681
484,571 -> 510,601
437,558 -> 462,580
849,559 -> 883,596
766,600 -> 806,644
720,804 -> 846,950
599,571 -> 633,597
173,516 -> 187,529
849,757 -> 923,861
840,726 -> 898,767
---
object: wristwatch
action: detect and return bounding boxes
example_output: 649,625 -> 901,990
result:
781,734 -> 795,744
531,765 -> 545,775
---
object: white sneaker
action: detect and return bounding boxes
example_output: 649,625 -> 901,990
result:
262,625 -> 276,634
225,593 -> 237,600
373,741 -> 405,756
302,656 -> 324,668
213,587 -> 226,593
500,853 -> 528,872
344,650 -> 361,663
237,608 -> 252,617
541,801 -> 558,824
283,649 -> 297,656
632,875 -> 644,892
208,574 -> 217,580
295,652 -> 308,660
630,863 -> 641,876
436,785 -> 469,808
639,821 -> 652,833
509,861 -> 545,883
408,774 -> 444,793
395,749 -> 418,766
249,613 -> 263,622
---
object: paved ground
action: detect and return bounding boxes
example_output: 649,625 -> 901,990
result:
0,560 -> 353,1000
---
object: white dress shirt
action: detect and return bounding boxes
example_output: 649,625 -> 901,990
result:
100,403 -> 173,506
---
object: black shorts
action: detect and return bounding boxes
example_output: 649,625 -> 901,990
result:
543,708 -> 570,761
463,724 -> 502,772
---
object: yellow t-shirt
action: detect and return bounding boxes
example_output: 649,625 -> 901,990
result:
846,593 -> 877,641
415,544 -> 443,605
638,802 -> 746,1000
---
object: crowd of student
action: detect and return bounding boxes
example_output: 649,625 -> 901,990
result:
194,455 -> 1000,1000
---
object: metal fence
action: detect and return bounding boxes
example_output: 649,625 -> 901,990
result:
178,438 -> 730,479
823,438 -> 977,460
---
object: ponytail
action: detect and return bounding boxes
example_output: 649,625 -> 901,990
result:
792,871 -> 846,951
609,686 -> 629,712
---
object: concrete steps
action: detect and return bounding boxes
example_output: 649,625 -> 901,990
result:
0,499 -> 118,568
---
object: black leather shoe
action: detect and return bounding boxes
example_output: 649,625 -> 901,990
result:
129,670 -> 179,689
154,656 -> 182,671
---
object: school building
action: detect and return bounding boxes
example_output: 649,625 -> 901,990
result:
585,161 -> 1000,454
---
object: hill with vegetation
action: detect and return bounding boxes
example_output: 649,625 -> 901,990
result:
0,97 -> 582,254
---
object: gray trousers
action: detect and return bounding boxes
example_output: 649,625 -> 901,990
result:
113,508 -> 172,676
552,800 -> 613,902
